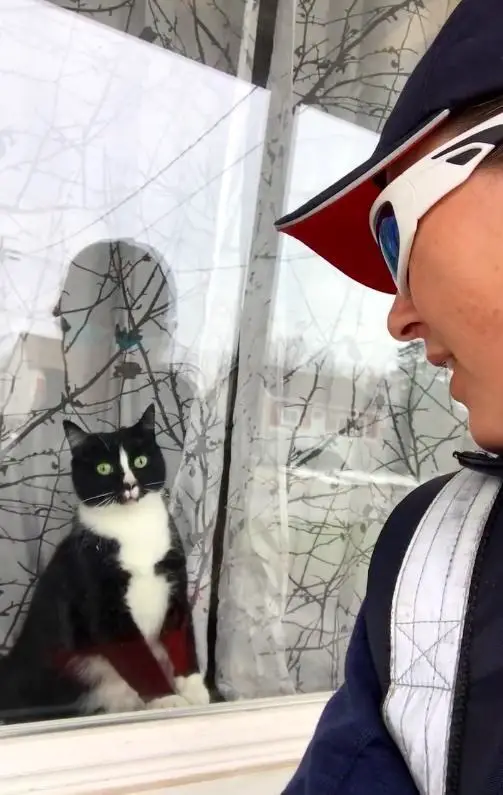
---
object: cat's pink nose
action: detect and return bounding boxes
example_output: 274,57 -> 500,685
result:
123,484 -> 140,501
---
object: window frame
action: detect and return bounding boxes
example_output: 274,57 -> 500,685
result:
0,693 -> 328,793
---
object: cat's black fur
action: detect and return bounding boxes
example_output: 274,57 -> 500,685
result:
0,405 -> 205,724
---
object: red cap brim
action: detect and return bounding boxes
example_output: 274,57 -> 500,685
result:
275,110 -> 450,295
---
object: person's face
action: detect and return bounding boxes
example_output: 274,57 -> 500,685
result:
387,132 -> 503,451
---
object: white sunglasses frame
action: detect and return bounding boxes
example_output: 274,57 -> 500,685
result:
369,111 -> 503,295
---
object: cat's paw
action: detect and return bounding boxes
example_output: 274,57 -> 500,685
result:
147,694 -> 189,710
174,673 -> 211,706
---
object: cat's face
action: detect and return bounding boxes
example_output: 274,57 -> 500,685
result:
63,404 -> 166,507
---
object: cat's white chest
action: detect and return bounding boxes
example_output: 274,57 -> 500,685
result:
79,493 -> 171,640
124,566 -> 169,640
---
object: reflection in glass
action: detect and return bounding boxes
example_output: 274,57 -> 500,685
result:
0,0 -> 267,725
0,0 -> 465,730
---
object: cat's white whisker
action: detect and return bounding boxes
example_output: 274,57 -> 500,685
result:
82,491 -> 114,504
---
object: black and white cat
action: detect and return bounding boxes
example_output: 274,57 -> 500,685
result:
0,404 -> 209,723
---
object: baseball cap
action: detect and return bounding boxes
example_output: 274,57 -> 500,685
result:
275,0 -> 503,294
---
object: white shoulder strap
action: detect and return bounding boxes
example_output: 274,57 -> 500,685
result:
383,468 -> 501,795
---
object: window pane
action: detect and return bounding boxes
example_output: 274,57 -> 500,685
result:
0,0 -> 268,724
0,0 -> 463,728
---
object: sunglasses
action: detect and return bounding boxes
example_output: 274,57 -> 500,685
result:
369,112 -> 503,295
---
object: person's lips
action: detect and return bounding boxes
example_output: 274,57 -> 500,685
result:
426,353 -> 453,369
426,354 -> 459,395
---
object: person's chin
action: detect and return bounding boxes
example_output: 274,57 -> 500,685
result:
449,368 -> 464,405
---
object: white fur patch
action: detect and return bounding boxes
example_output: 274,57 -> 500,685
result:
174,673 -> 210,706
147,694 -> 190,710
78,492 -> 171,639
76,655 -> 145,714
119,447 -> 136,486
76,493 -> 203,715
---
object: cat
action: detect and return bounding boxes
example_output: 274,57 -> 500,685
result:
0,404 -> 210,723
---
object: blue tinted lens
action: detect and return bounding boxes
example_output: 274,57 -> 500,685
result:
376,205 -> 400,280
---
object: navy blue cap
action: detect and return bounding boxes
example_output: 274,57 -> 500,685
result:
275,0 -> 503,294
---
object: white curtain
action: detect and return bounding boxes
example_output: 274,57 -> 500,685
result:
0,0 -> 466,706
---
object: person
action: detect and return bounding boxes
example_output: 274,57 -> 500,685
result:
275,1 -> 503,793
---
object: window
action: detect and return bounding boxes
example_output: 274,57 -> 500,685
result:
280,406 -> 302,427
0,0 -> 466,771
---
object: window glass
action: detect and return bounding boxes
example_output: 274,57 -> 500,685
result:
0,0 -> 464,726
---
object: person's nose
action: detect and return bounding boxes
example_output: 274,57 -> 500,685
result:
387,293 -> 426,342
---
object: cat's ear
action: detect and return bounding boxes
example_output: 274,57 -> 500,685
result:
63,420 -> 88,452
137,403 -> 156,434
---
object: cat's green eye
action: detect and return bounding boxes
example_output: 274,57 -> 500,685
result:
96,462 -> 113,476
134,455 -> 148,469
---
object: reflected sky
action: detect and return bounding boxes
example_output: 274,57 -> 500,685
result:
0,0 -> 400,386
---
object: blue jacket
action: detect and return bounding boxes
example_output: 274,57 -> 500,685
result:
283,455 -> 503,795
282,605 -> 417,795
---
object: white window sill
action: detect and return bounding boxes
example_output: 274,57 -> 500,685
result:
0,693 -> 328,794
